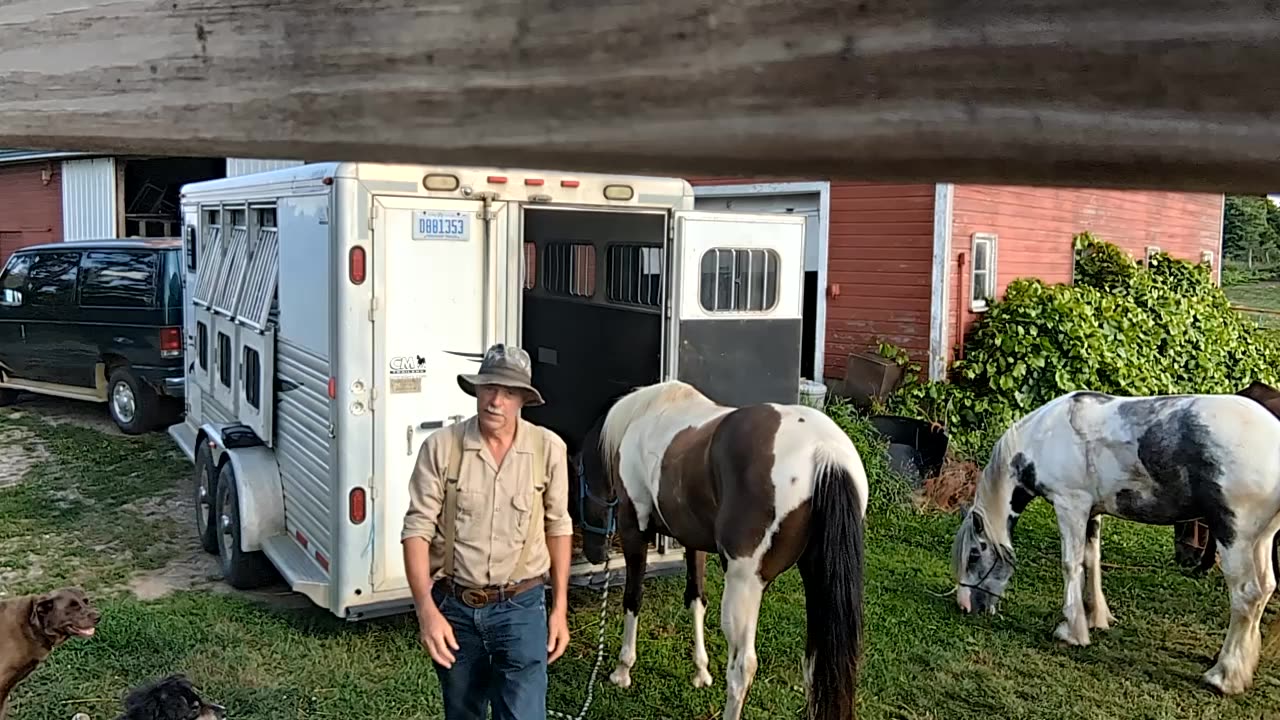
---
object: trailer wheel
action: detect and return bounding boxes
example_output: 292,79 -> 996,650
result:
214,462 -> 277,589
193,443 -> 219,554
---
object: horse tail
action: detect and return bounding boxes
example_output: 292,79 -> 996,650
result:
799,450 -> 865,720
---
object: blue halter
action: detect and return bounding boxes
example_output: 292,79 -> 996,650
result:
575,454 -> 618,537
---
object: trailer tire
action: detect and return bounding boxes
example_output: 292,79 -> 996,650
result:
214,462 -> 277,590
194,443 -> 219,555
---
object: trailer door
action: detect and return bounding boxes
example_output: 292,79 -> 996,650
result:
668,211 -> 805,406
370,195 -> 505,592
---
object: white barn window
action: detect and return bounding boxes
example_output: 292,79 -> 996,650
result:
970,232 -> 997,312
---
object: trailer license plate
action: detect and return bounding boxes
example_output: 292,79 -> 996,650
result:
412,211 -> 469,241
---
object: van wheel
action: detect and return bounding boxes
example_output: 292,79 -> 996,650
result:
214,463 -> 277,590
107,366 -> 159,435
194,443 -> 219,555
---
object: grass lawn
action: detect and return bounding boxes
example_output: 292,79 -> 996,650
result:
3,408 -> 1280,719
1225,281 -> 1280,329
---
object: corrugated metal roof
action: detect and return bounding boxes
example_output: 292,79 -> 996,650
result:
0,148 -> 94,164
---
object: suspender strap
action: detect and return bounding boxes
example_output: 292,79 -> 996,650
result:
441,422 -> 466,580
513,429 -> 547,577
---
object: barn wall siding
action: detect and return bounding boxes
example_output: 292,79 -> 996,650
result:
689,177 -> 936,380
946,185 -> 1224,364
0,161 -> 63,266
824,182 -> 935,379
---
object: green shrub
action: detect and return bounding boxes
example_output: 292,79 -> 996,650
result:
879,234 -> 1280,463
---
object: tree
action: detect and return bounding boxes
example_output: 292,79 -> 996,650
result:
1223,195 -> 1279,265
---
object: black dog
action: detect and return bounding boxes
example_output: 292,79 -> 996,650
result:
114,674 -> 226,720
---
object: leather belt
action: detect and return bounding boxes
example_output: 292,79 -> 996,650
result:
440,576 -> 544,609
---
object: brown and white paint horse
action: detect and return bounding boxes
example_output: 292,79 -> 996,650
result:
573,380 -> 868,720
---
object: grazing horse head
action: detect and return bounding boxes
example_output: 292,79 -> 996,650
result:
571,410 -> 619,565
952,503 -> 1016,615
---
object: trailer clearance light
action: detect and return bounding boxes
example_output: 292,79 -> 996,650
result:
327,377 -> 337,399
524,178 -> 544,186
348,246 -> 366,284
560,180 -> 580,188
159,327 -> 182,358
603,184 -> 634,201
423,174 -> 459,191
487,175 -> 508,184
349,487 -> 367,524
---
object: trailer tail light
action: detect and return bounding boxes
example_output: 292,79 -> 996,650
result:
349,246 -> 366,284
159,327 -> 182,358
603,184 -> 634,201
349,487 -> 367,524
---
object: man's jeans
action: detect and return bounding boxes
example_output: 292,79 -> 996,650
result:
431,582 -> 548,720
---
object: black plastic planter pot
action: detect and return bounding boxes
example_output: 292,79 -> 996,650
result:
868,415 -> 950,486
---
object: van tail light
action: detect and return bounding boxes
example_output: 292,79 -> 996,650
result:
349,487 -> 367,524
349,246 -> 366,284
160,327 -> 182,358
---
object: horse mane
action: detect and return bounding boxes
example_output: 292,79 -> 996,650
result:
971,408 -> 1028,556
597,380 -> 712,482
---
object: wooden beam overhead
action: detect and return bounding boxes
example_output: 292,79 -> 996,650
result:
2,0 -> 1279,193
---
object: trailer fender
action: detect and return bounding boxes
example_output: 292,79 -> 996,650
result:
200,423 -> 284,553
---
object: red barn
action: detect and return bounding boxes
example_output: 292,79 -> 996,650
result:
691,180 -> 1224,387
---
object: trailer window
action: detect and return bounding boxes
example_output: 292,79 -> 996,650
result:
197,320 -> 209,371
542,242 -> 595,298
606,244 -> 662,307
212,215 -> 251,316
698,248 -> 779,313
243,345 -> 262,410
216,331 -> 232,387
236,216 -> 280,330
523,242 -> 536,290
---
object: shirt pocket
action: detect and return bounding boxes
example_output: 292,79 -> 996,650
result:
508,466 -> 546,542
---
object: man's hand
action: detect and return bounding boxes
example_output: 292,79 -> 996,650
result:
419,605 -> 460,668
547,607 -> 570,664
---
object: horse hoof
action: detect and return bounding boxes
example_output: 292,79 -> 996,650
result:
693,669 -> 713,688
1089,612 -> 1116,631
1203,664 -> 1248,696
1053,621 -> 1090,646
609,667 -> 633,689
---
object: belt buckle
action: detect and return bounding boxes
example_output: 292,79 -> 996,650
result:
460,588 -> 488,608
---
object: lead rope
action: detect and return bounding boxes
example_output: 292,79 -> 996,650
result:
549,542 -> 615,720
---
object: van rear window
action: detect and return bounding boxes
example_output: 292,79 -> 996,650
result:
80,251 -> 157,309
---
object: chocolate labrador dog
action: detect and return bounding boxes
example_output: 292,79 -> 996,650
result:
115,674 -> 227,720
0,587 -> 100,719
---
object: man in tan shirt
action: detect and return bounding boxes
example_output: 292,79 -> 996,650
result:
401,343 -> 573,720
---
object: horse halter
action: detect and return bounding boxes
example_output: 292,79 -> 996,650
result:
575,454 -> 618,537
959,545 -> 1015,600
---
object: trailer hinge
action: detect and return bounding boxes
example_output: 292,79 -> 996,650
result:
327,422 -> 336,439
368,296 -> 378,322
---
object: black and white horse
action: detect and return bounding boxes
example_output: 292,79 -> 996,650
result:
571,380 -> 868,720
952,389 -> 1280,695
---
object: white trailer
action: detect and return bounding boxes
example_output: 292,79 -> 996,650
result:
170,162 -> 805,620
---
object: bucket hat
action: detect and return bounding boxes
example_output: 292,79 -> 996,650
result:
457,343 -> 545,406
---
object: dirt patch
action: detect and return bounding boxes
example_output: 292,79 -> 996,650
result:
120,493 -> 222,601
5,394 -> 122,436
0,425 -> 48,488
914,456 -> 981,513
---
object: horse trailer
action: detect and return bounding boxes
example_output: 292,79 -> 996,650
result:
169,162 -> 806,620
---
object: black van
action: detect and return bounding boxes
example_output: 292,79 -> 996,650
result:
0,238 -> 185,434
